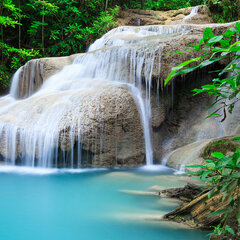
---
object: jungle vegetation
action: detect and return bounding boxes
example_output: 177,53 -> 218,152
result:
1,0 -> 238,91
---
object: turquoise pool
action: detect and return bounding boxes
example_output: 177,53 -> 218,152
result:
0,166 -> 208,240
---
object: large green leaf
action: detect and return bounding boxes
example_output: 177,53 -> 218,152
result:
208,35 -> 223,44
164,56 -> 202,86
207,209 -> 230,217
211,152 -> 224,158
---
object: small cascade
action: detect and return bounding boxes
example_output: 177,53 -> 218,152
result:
9,67 -> 22,98
10,60 -> 44,99
183,6 -> 199,21
137,19 -> 141,26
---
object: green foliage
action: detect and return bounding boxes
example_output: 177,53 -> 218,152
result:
122,0 -> 204,10
210,224 -> 235,237
165,23 -> 240,120
0,0 -> 221,91
0,15 -> 19,27
187,143 -> 240,238
165,23 -> 240,239
205,0 -> 240,23
0,0 -> 120,90
0,41 -> 39,88
144,0 -> 188,10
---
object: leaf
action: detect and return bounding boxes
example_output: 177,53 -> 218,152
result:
172,66 -> 199,76
230,172 -> 240,178
166,50 -> 193,55
225,225 -> 235,235
164,56 -> 202,86
219,181 -> 231,195
212,47 -> 228,52
208,188 -> 216,198
223,29 -> 235,38
232,136 -> 240,142
186,164 -> 205,168
229,40 -> 240,51
206,107 -> 222,119
211,152 -> 224,158
208,35 -> 223,44
199,56 -> 227,68
229,46 -> 240,52
236,22 -> 240,33
203,28 -> 214,41
207,209 -> 230,217
206,162 -> 216,169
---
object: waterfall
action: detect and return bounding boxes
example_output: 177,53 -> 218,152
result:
0,24 -> 192,168
183,6 -> 199,21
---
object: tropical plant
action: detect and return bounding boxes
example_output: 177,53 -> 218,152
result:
210,224 -> 235,238
205,0 -> 240,23
0,0 -> 40,89
187,139 -> 240,238
165,23 -> 240,121
0,0 -> 120,90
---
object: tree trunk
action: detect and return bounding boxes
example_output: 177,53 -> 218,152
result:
18,0 -> 21,49
105,0 -> 109,11
0,2 -> 3,63
42,6 -> 45,56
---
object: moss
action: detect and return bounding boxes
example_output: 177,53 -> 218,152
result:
202,137 -> 240,159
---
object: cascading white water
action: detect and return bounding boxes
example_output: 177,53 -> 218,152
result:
183,6 -> 199,21
0,23 -> 194,168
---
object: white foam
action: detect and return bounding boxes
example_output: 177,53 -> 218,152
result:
183,6 -> 199,21
139,164 -> 172,172
0,165 -> 107,175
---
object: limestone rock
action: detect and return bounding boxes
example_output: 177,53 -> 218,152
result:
167,140 -> 211,170
117,6 -> 212,26
0,84 -> 145,167
166,136 -> 240,170
15,54 -> 82,99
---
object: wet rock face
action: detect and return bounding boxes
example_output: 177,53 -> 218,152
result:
58,84 -> 146,167
14,21 -> 238,99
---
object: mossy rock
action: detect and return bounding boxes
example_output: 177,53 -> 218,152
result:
201,136 -> 240,160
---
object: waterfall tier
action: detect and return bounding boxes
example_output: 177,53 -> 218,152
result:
0,13 -> 238,168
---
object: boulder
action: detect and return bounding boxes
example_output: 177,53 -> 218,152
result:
166,136 -> 240,170
0,84 -> 145,167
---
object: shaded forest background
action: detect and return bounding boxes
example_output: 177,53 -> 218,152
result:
0,0 -> 239,90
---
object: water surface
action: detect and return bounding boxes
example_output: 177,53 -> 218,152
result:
0,166 -> 208,240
